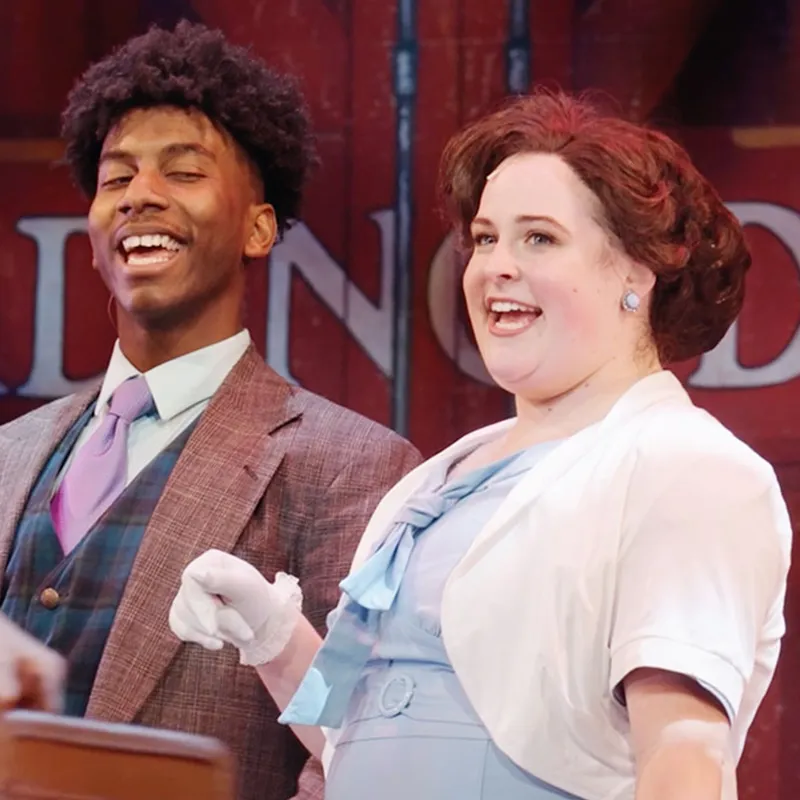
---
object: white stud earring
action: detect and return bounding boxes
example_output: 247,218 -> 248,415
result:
621,289 -> 641,312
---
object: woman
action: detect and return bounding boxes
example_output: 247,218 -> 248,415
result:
169,91 -> 791,799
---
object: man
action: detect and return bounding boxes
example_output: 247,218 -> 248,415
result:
0,614 -> 65,713
0,21 -> 421,800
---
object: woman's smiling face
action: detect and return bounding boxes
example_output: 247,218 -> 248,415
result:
462,151 -> 654,403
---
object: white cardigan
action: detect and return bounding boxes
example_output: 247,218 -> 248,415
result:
323,371 -> 792,800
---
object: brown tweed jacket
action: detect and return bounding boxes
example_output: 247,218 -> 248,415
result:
0,346 -> 422,800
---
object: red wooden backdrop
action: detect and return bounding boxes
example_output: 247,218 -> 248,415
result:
1,1 -> 799,795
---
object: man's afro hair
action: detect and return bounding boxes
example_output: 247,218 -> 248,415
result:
61,20 -> 317,237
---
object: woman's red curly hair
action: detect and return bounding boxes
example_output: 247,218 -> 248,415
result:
438,90 -> 751,364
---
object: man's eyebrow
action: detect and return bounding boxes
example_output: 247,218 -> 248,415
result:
98,142 -> 217,166
161,142 -> 217,161
98,149 -> 133,166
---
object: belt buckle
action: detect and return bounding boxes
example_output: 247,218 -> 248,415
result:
377,673 -> 415,718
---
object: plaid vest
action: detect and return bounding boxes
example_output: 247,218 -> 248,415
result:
0,407 -> 198,716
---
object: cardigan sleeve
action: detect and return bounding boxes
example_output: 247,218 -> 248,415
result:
608,436 -> 791,720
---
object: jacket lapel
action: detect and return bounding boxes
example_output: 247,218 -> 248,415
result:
453,370 -> 691,575
454,421 -> 610,574
87,347 -> 306,722
0,390 -> 98,578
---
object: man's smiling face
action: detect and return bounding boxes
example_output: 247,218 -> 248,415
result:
88,105 -> 271,331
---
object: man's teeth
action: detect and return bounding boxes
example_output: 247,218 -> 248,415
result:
127,251 -> 174,266
121,233 -> 182,253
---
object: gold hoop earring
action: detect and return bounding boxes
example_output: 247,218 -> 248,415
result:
106,295 -> 117,333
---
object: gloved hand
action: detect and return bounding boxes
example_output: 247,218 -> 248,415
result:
169,549 -> 303,666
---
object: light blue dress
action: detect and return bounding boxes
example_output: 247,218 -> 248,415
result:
323,442 -> 582,800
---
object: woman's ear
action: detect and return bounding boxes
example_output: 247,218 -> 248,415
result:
626,259 -> 657,301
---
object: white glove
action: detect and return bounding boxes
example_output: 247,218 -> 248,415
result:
169,549 -> 303,666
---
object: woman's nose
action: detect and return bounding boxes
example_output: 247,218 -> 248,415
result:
482,244 -> 521,281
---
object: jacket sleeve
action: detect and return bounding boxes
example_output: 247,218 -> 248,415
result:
291,431 -> 422,632
290,755 -> 325,800
290,429 -> 422,798
610,445 -> 791,721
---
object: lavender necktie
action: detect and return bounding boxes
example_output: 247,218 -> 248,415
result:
51,375 -> 155,555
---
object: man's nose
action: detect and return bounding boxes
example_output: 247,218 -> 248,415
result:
117,170 -> 169,215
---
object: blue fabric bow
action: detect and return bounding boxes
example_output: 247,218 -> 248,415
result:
280,454 -> 516,729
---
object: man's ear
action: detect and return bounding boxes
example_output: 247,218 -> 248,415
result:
245,204 -> 277,259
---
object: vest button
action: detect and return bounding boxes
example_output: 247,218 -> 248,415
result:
39,588 -> 60,609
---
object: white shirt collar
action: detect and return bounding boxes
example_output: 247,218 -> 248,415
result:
95,329 -> 252,421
